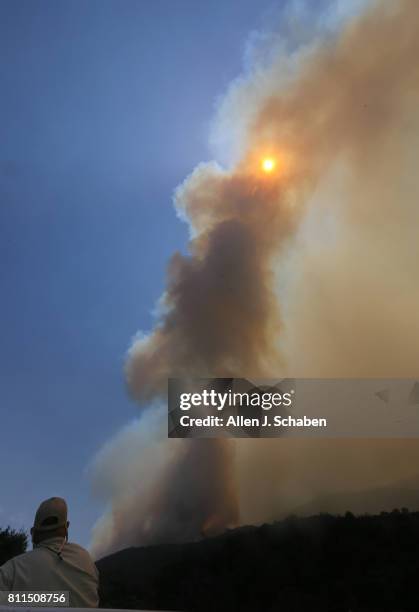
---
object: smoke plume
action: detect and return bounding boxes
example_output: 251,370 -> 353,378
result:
89,0 -> 419,557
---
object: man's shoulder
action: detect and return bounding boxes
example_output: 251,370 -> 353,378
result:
1,548 -> 41,569
64,542 -> 98,573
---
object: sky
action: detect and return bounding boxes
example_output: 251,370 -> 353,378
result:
0,0 -> 301,548
0,0 -> 368,549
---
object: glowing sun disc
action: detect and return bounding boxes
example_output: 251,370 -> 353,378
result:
262,158 -> 275,173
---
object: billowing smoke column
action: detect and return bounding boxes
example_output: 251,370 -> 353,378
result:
127,159 -> 289,400
90,0 -> 419,558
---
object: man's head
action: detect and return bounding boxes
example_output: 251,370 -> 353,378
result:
31,497 -> 70,545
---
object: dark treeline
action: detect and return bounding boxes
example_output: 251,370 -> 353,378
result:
97,509 -> 419,612
0,526 -> 27,566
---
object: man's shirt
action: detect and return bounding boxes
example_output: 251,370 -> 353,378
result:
0,537 -> 99,608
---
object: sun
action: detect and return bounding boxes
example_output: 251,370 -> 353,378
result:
261,157 -> 276,173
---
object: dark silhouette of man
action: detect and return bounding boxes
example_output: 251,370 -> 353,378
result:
0,497 -> 99,607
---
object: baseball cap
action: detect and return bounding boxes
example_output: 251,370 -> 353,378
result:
33,497 -> 68,532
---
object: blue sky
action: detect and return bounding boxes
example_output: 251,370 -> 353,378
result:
0,0 -> 295,548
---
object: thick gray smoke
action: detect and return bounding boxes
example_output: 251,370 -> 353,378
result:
89,0 -> 419,558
